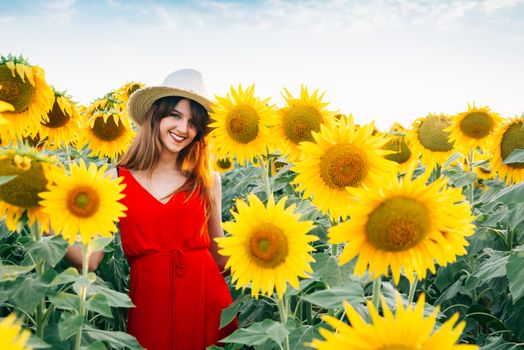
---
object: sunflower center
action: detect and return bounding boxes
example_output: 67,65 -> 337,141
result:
92,115 -> 126,141
283,105 -> 323,144
501,122 -> 524,169
366,197 -> 430,252
126,84 -> 141,99
67,186 -> 100,218
0,157 -> 48,208
225,105 -> 260,144
0,64 -> 36,112
23,133 -> 44,148
460,112 -> 494,139
384,137 -> 411,164
319,144 -> 369,189
217,158 -> 232,169
249,223 -> 289,268
42,99 -> 70,128
417,115 -> 454,152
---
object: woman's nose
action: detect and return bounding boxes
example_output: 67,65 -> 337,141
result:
177,119 -> 188,133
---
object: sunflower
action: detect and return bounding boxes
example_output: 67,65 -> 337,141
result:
0,314 -> 32,350
216,194 -> 318,299
36,91 -> 81,148
114,81 -> 143,107
212,156 -> 234,173
310,293 -> 478,350
407,113 -> 455,169
0,146 -> 57,232
492,116 -> 524,184
292,116 -> 397,219
446,103 -> 503,155
329,167 -> 475,283
39,160 -> 127,244
383,134 -> 418,173
209,84 -> 274,164
273,85 -> 335,162
0,54 -> 54,139
389,122 -> 407,134
81,96 -> 135,159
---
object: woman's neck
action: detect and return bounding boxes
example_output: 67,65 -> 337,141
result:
154,151 -> 180,174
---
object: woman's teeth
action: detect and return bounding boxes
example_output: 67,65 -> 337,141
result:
169,132 -> 186,142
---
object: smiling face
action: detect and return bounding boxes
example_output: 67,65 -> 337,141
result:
159,99 -> 198,155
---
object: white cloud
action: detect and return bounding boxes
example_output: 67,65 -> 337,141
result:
151,0 -> 523,34
39,0 -> 78,25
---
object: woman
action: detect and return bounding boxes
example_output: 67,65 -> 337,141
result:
66,69 -> 237,349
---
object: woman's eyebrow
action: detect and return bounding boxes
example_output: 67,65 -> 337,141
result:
171,108 -> 193,120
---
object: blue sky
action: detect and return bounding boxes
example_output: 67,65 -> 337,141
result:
2,0 -> 524,129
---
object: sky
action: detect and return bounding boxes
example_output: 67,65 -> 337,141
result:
2,0 -> 524,130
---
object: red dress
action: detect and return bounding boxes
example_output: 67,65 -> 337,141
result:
117,167 -> 237,350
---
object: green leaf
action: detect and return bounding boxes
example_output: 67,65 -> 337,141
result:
435,275 -> 467,304
87,293 -> 113,318
11,276 -> 49,314
466,251 -> 509,289
0,263 -> 34,282
26,334 -> 52,349
450,171 -> 477,188
0,175 -> 17,185
481,336 -> 522,350
87,284 -> 134,308
48,292 -> 80,311
505,297 -> 524,341
81,341 -> 107,350
50,267 -> 80,286
288,325 -> 322,350
58,312 -> 84,341
502,149 -> 524,164
507,245 -> 524,303
485,181 -> 524,207
444,152 -> 463,168
87,236 -> 114,254
508,203 -> 524,231
301,284 -> 364,309
311,252 -> 360,287
83,325 -> 143,350
221,319 -> 289,347
220,294 -> 249,329
26,235 -> 68,267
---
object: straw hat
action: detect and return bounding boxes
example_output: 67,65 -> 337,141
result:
127,69 -> 212,126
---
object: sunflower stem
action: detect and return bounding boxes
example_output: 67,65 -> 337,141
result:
371,279 -> 381,309
75,242 -> 90,350
257,155 -> 272,200
467,150 -> 475,204
277,297 -> 290,350
407,276 -> 418,305
31,222 -> 46,339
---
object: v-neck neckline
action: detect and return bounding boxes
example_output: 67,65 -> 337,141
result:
124,168 -> 186,206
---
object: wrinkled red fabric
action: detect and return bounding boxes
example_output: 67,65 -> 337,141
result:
117,167 -> 237,350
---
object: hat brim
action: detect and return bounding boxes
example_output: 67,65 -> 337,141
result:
127,86 -> 212,126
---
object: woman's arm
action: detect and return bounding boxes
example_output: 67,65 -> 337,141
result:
47,224 -> 105,272
207,172 -> 230,275
65,246 -> 105,272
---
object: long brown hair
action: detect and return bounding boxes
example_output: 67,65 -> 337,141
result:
118,96 -> 213,218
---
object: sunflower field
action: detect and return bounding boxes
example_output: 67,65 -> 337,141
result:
0,54 -> 523,350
